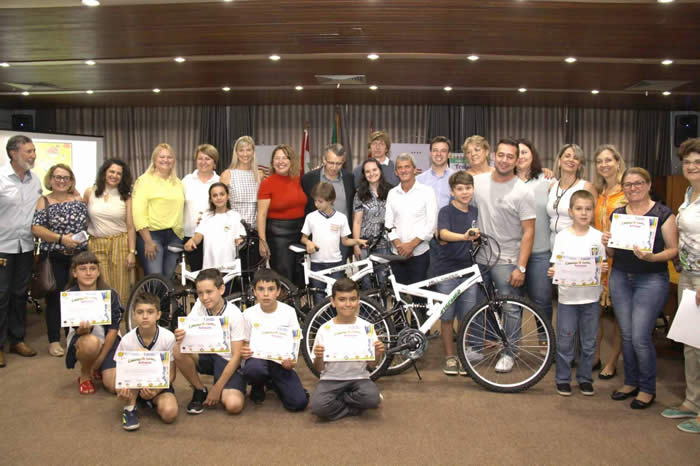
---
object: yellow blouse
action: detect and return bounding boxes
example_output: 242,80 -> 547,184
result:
595,185 -> 627,306
132,172 -> 185,239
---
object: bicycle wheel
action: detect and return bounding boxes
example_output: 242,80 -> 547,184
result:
383,298 -> 425,376
126,274 -> 176,332
456,295 -> 555,393
300,296 -> 394,381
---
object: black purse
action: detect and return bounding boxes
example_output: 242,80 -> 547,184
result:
30,197 -> 56,298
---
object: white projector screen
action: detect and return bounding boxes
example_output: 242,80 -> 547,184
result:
0,130 -> 104,196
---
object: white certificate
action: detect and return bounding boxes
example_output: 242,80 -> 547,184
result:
60,290 -> 111,327
178,316 -> 230,354
115,351 -> 171,389
323,323 -> 376,362
249,324 -> 301,363
553,255 -> 602,287
668,290 -> 700,348
608,213 -> 658,252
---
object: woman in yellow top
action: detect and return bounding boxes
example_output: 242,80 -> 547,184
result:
593,144 -> 627,380
132,143 -> 184,277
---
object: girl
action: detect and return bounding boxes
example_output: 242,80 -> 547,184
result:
64,251 -> 123,395
184,182 -> 245,270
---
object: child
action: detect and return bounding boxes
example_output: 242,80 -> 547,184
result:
184,182 -> 245,270
301,182 -> 366,302
240,269 -> 309,411
116,293 -> 178,431
311,278 -> 385,421
548,190 -> 609,397
435,171 -> 480,376
173,268 -> 246,416
64,251 -> 122,395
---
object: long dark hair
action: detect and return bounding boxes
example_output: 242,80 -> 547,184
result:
94,158 -> 133,200
64,251 -> 111,291
208,182 -> 231,213
516,138 -> 543,181
357,158 -> 392,202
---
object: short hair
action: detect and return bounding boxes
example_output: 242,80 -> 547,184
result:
147,143 -> 178,182
678,137 -> 700,160
94,158 -> 133,201
131,292 -> 161,312
555,143 -> 586,179
194,143 -> 219,165
462,135 -> 490,157
622,166 -> 651,185
569,190 -> 595,209
66,251 -> 110,291
368,131 -> 391,155
229,136 -> 262,183
324,143 -> 345,159
448,170 -> 474,189
311,181 -> 336,202
516,138 -> 544,180
395,152 -> 416,168
6,134 -> 32,160
44,163 -> 76,192
331,277 -> 359,298
592,144 -> 626,192
252,268 -> 280,289
496,138 -> 520,158
195,268 -> 225,289
430,136 -> 452,153
270,144 -> 301,177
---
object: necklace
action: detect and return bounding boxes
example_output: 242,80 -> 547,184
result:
553,178 -> 578,211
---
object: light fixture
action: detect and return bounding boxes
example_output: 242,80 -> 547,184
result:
269,54 -> 281,61
0,62 -> 9,68
153,88 -> 161,93
21,91 -> 29,96
663,91 -> 672,96
86,90 -> 94,94
467,55 -> 480,62
369,85 -> 378,91
174,56 -> 186,63
518,87 -> 527,93
657,0 -> 674,3
564,57 -> 577,64
223,0 -> 234,2
367,53 -> 379,60
294,85 -> 303,91
82,0 -> 100,6
661,59 -> 673,66
443,86 -> 453,92
222,86 -> 231,92
85,60 -> 96,66
591,89 -> 600,95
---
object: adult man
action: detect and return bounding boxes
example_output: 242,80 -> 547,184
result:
472,138 -> 535,373
385,153 -> 437,285
301,143 -> 355,218
353,131 -> 400,187
0,135 -> 42,367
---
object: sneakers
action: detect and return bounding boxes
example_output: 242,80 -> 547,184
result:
556,383 -> 572,396
443,356 -> 459,376
677,419 -> 700,434
464,347 -> 484,363
121,408 -> 140,431
250,383 -> 266,404
495,354 -> 514,373
661,407 -> 698,419
458,360 -> 468,376
187,388 -> 207,414
579,382 -> 595,396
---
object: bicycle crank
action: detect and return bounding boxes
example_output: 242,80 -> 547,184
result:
394,328 -> 428,360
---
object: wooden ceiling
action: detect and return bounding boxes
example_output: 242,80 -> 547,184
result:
0,0 -> 699,109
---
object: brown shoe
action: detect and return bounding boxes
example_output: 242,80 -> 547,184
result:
9,342 -> 37,357
0,351 -> 6,367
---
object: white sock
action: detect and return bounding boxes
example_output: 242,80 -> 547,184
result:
124,405 -> 135,412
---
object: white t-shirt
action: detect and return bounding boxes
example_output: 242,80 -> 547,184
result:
188,299 -> 245,361
116,326 -> 176,355
546,179 -> 587,247
550,227 -> 606,305
182,170 -> 220,238
301,210 -> 351,263
313,317 -> 377,381
195,210 -> 246,269
243,302 -> 300,365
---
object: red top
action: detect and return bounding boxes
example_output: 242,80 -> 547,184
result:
258,173 -> 307,220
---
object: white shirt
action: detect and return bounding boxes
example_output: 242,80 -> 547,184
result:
242,302 -> 299,365
301,210 -> 351,263
116,326 -> 176,354
188,299 -> 245,361
550,227 -> 606,305
385,180 -> 437,257
182,169 -> 220,237
314,317 -> 377,381
0,164 -> 42,253
194,210 -> 245,269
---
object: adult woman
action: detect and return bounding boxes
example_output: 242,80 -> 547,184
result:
663,138 -> 700,433
257,144 -> 307,284
83,158 -> 136,303
463,135 -> 493,176
592,144 -> 627,379
608,167 -> 677,409
182,144 -> 220,271
31,164 -> 88,357
132,143 -> 185,278
546,144 -> 597,247
516,139 -> 553,350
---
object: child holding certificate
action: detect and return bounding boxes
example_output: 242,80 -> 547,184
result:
116,293 -> 177,431
311,278 -> 385,421
548,191 -> 609,397
241,269 -> 309,411
63,252 -> 122,396
173,269 -> 247,416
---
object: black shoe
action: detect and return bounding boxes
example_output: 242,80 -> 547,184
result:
611,388 -> 639,401
579,382 -> 595,396
187,388 -> 207,414
592,360 -> 602,371
556,383 -> 572,396
250,383 -> 265,405
598,368 -> 617,380
631,393 -> 656,410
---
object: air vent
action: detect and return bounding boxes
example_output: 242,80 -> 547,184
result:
315,75 -> 367,86
4,81 -> 60,91
625,80 -> 690,91
296,33 -> 367,47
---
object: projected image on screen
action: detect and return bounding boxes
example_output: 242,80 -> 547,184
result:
35,142 -> 73,193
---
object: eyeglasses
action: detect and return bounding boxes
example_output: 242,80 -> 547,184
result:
622,181 -> 646,189
682,159 -> 700,167
52,175 -> 72,182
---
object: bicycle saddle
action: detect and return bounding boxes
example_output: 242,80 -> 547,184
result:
288,244 -> 306,254
167,243 -> 184,254
369,253 -> 409,263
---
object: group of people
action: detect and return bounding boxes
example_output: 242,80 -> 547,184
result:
0,132 -> 698,434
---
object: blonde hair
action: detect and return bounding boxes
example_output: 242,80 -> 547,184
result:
622,166 -> 651,185
270,144 -> 301,178
462,135 -> 491,162
229,136 -> 261,183
193,144 -> 219,165
367,131 -> 391,156
44,163 -> 76,192
147,143 -> 178,183
593,144 -> 626,193
555,143 -> 585,179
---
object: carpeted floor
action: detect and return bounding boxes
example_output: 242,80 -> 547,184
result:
1,309 -> 697,465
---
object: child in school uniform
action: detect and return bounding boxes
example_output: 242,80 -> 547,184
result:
173,268 -> 247,416
240,269 -> 309,411
301,182 -> 366,302
184,182 -> 245,270
311,278 -> 385,421
548,190 -> 609,397
63,251 -> 122,395
116,292 -> 178,431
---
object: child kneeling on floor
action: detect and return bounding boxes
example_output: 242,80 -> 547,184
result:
311,278 -> 385,421
548,190 -> 609,397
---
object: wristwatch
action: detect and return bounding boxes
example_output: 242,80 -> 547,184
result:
518,265 -> 527,273
129,249 -> 137,255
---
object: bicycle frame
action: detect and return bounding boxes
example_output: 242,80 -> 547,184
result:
174,249 -> 243,287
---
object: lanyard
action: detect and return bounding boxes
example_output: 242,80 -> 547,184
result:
207,301 -> 227,317
136,326 -> 159,350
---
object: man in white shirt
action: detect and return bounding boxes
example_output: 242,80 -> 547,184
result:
353,131 -> 399,187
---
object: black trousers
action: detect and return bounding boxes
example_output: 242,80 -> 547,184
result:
266,218 -> 304,287
0,251 -> 33,348
45,252 -> 73,343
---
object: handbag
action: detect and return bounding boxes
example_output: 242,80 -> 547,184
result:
30,196 -> 56,298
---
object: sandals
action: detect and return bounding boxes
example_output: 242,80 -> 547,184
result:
92,369 -> 103,381
78,377 -> 96,395
48,342 -> 65,357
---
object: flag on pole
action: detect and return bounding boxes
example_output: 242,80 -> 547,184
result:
301,122 -> 310,175
331,110 -> 341,145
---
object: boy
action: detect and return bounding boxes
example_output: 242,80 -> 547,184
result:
173,269 -> 246,415
548,190 -> 609,397
311,278 -> 385,421
240,269 -> 309,411
435,171 -> 480,376
116,293 -> 178,431
301,182 -> 366,301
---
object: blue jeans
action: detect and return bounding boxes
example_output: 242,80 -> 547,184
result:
609,268 -> 669,394
525,251 -> 554,342
555,301 -> 600,384
310,261 -> 344,304
359,245 -> 390,290
136,229 -> 182,278
436,277 -> 478,322
479,263 -> 525,356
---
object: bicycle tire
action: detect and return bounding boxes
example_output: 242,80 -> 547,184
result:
126,274 -> 176,332
300,295 -> 394,381
456,295 -> 555,393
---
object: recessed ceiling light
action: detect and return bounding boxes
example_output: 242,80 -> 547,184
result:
86,90 -> 94,94
367,53 -> 379,60
591,89 -> 600,95
518,87 -> 527,93
0,62 -> 9,68
369,85 -> 378,91
153,88 -> 161,93
564,57 -> 577,63
663,91 -> 671,96
21,91 -> 29,96
82,0 -> 100,6
443,86 -> 453,92
174,56 -> 186,63
222,86 -> 231,92
223,0 -> 234,2
661,59 -> 673,66
85,60 -> 96,66
295,85 -> 304,91
467,55 -> 480,62
658,0 -> 674,3
269,54 -> 281,61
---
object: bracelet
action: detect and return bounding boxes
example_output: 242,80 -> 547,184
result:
57,234 -> 63,244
